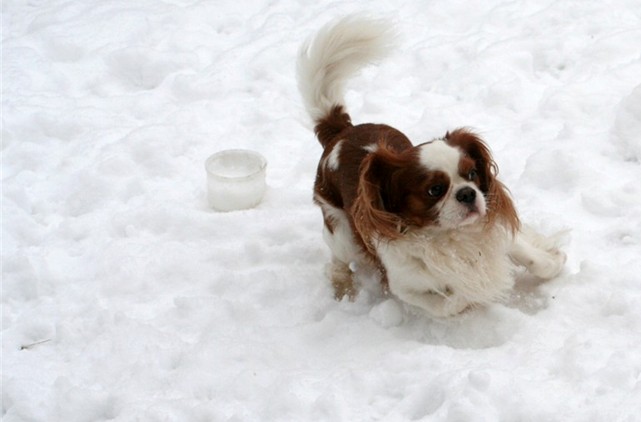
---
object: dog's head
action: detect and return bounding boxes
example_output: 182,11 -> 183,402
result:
352,129 -> 519,246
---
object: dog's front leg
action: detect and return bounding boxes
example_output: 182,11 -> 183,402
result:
510,226 -> 566,279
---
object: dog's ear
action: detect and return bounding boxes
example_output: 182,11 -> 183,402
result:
446,129 -> 520,233
351,144 -> 406,250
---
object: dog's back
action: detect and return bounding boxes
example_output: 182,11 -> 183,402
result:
297,16 -> 408,212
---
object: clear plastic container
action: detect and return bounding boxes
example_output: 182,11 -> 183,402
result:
205,149 -> 267,211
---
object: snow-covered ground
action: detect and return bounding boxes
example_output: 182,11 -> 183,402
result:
3,0 -> 641,420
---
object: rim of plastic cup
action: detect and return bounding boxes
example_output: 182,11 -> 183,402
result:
205,149 -> 267,182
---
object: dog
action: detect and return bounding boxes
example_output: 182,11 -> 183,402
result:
297,16 -> 566,317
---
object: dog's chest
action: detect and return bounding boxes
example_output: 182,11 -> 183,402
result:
376,227 -> 515,299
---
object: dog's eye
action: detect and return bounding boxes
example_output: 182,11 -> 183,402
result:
427,184 -> 446,197
467,169 -> 478,181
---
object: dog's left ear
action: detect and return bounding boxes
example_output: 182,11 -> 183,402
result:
446,129 -> 520,233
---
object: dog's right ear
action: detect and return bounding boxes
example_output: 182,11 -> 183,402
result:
351,145 -> 406,250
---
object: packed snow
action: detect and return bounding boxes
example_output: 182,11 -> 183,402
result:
2,0 -> 641,420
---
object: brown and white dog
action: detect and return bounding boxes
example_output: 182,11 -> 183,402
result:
297,16 -> 566,317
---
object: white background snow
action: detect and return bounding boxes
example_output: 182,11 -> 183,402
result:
2,0 -> 641,420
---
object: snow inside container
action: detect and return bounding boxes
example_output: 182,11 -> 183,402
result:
205,149 -> 267,211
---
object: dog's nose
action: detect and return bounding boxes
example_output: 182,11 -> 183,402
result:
456,187 -> 476,204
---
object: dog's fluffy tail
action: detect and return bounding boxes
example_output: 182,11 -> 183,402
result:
297,16 -> 396,147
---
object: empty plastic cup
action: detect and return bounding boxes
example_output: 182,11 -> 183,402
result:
205,149 -> 267,211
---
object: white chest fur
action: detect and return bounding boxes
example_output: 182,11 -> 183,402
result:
376,225 -> 516,317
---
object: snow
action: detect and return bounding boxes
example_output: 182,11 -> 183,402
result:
2,0 -> 641,420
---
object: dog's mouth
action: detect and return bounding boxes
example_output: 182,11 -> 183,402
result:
436,197 -> 488,229
459,203 -> 487,226
460,210 -> 481,226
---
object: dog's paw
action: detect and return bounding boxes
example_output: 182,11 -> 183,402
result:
328,260 -> 357,301
529,248 -> 566,280
512,226 -> 568,280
